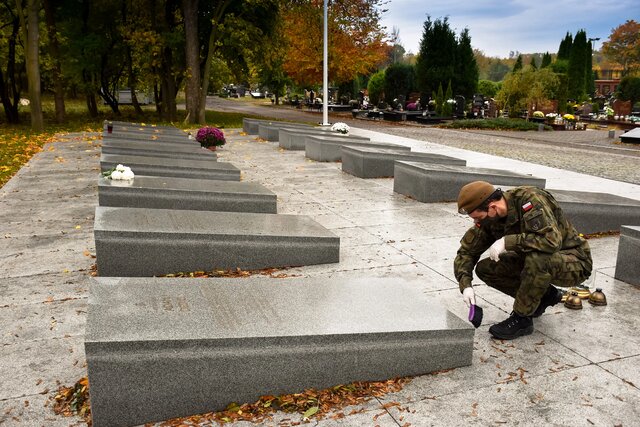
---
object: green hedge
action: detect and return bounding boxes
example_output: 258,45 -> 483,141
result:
439,118 -> 550,131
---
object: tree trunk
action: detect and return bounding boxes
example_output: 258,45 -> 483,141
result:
86,92 -> 98,117
182,0 -> 200,124
18,0 -> 44,131
198,1 -> 232,124
43,0 -> 66,123
0,16 -> 21,123
160,46 -> 178,122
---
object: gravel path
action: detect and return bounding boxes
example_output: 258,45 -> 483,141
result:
207,97 -> 640,185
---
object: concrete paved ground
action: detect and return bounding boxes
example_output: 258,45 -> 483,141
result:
1,119 -> 639,426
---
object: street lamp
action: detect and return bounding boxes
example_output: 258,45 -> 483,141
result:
588,37 -> 600,51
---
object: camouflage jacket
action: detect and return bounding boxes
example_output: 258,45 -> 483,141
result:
454,186 -> 591,292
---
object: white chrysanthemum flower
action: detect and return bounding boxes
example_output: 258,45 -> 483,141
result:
19,98 -> 30,106
331,122 -> 350,134
121,169 -> 135,180
110,170 -> 124,180
115,164 -> 126,172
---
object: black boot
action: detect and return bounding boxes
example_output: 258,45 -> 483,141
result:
489,312 -> 533,340
532,286 -> 564,318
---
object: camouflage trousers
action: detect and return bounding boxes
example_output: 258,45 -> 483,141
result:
475,250 -> 592,316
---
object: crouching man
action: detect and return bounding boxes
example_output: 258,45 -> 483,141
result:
454,181 -> 593,340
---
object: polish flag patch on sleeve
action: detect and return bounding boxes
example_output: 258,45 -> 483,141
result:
522,201 -> 533,212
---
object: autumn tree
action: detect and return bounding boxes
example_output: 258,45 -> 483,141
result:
478,80 -> 499,98
281,0 -> 389,87
182,0 -> 279,124
254,13 -> 290,105
602,20 -> 640,76
496,67 -> 560,116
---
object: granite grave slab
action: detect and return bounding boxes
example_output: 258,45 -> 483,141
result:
620,128 -> 640,144
94,206 -> 339,276
342,146 -> 467,178
86,276 -> 474,427
614,225 -> 640,285
546,189 -> 640,234
105,121 -> 185,135
100,154 -> 240,181
101,139 -> 215,161
279,128 -> 369,150
258,122 -> 320,141
305,136 -> 411,162
98,175 -> 276,213
393,162 -> 546,203
103,131 -> 193,145
243,118 -> 312,135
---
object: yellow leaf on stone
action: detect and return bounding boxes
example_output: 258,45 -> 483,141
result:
75,225 -> 81,229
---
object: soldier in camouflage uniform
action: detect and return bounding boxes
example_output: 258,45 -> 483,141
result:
454,181 -> 593,340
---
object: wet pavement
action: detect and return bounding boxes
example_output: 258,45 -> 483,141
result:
1,102 -> 639,426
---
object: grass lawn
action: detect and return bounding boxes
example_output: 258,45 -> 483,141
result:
0,98 -> 260,188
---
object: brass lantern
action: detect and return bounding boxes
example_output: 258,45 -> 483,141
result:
588,288 -> 607,306
564,291 -> 583,310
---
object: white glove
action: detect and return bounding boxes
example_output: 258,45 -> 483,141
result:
462,287 -> 476,307
489,237 -> 506,262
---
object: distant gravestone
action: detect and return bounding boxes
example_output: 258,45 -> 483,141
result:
393,162 -> 546,203
341,146 -> 466,178
86,276 -> 474,427
305,136 -> 410,162
279,128 -> 369,150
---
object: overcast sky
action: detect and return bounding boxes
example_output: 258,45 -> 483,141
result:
379,0 -> 639,58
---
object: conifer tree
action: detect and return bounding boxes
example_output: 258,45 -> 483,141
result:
585,40 -> 594,96
529,56 -> 538,70
415,16 -> 457,103
557,32 -> 573,60
512,54 -> 523,72
540,52 -> 552,68
435,82 -> 444,115
568,29 -> 588,100
455,28 -> 478,99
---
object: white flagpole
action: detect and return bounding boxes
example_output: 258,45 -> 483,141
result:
322,0 -> 329,125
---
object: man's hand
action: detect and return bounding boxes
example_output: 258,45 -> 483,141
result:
462,287 -> 476,307
489,237 -> 506,262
